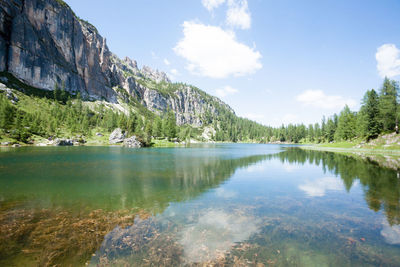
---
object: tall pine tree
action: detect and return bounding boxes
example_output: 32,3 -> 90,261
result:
378,77 -> 398,132
357,89 -> 381,140
334,105 -> 357,141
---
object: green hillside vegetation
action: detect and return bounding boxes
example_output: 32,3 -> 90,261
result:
0,72 -> 270,145
0,88 -> 205,145
1,71 -> 399,147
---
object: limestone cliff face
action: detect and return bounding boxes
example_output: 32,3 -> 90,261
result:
0,0 -> 235,127
0,0 -> 116,101
134,83 -> 228,127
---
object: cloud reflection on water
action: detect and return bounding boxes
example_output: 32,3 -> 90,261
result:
299,177 -> 344,197
381,220 -> 400,245
215,188 -> 237,198
178,209 -> 259,263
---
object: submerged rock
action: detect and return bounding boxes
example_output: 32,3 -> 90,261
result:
109,128 -> 126,144
123,136 -> 143,148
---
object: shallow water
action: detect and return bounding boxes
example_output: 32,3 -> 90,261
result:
0,144 -> 399,266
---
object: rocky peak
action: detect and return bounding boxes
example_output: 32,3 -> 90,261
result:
123,57 -> 138,70
141,66 -> 170,83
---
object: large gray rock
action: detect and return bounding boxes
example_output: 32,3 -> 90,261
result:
123,136 -> 142,148
109,128 -> 125,144
53,138 -> 73,146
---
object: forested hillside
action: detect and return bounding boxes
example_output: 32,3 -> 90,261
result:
0,74 -> 270,145
262,78 -> 399,144
1,76 -> 398,145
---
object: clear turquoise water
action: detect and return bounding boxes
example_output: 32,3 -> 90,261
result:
0,144 -> 399,266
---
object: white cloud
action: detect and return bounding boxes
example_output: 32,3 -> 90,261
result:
170,68 -> 179,75
174,21 -> 262,78
299,177 -> 343,197
376,44 -> 400,78
202,0 -> 225,11
226,0 -> 251,30
215,85 -> 238,97
163,58 -> 170,65
296,90 -> 356,110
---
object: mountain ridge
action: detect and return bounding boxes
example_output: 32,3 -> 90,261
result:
0,0 -> 237,128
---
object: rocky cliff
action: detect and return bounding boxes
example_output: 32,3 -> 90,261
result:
0,0 -> 235,127
0,0 -> 117,101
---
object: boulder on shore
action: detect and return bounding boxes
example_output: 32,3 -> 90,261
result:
53,138 -> 73,146
109,128 -> 126,144
123,136 -> 143,148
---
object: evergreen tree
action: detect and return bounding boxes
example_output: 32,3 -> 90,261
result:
0,94 -> 15,129
53,82 -> 61,101
127,112 -> 137,135
135,116 -> 144,133
321,116 -> 327,141
326,117 -> 337,142
357,89 -> 381,140
144,119 -> 153,137
152,116 -> 163,137
379,77 -> 398,132
165,110 -> 177,140
335,105 -> 357,141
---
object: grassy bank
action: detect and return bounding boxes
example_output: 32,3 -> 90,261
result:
301,145 -> 400,155
302,132 -> 400,153
300,145 -> 400,170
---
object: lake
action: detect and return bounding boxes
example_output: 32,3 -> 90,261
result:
0,144 -> 400,266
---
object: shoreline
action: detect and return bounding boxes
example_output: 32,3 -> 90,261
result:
300,145 -> 400,170
300,145 -> 400,155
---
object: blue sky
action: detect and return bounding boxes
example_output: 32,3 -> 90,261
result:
66,0 -> 400,127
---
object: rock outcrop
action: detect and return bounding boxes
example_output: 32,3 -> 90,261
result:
0,0 -> 236,128
109,128 -> 125,144
53,138 -> 73,146
141,66 -> 170,83
0,83 -> 18,103
123,136 -> 142,148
